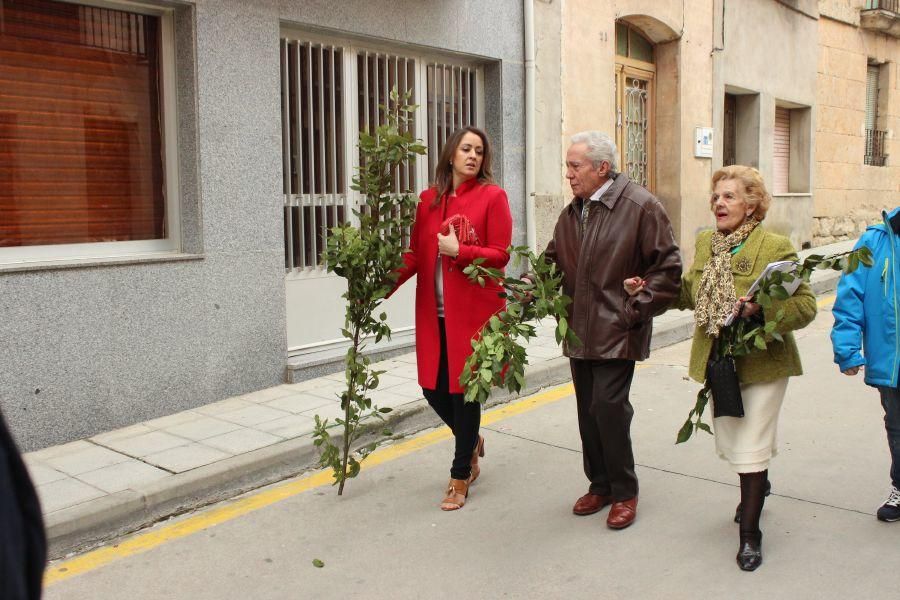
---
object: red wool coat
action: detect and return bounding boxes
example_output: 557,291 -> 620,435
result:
393,179 -> 513,393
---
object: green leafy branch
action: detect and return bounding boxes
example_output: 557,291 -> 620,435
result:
314,87 -> 426,494
459,246 -> 580,405
676,245 -> 874,444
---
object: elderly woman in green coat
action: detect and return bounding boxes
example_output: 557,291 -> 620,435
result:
625,165 -> 816,571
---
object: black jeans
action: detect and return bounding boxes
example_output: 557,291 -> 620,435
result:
422,318 -> 481,481
878,385 -> 900,489
570,358 -> 638,500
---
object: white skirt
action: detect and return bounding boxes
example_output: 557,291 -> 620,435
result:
712,377 -> 789,473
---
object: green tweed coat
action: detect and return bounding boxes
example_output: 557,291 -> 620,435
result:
674,226 -> 817,385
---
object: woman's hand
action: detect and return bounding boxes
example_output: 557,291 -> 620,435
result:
437,226 -> 459,258
842,366 -> 862,376
623,276 -> 645,296
732,296 -> 761,319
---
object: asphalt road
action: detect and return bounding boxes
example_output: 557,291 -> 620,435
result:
44,302 -> 900,599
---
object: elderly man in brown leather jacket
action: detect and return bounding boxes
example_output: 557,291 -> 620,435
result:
545,131 -> 681,529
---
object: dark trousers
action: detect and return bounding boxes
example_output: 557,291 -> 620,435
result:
570,358 -> 638,500
422,318 -> 481,481
0,411 -> 47,600
878,385 -> 900,489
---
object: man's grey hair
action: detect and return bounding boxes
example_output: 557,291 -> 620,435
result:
570,131 -> 618,171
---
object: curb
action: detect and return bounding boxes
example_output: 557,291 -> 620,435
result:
46,274 -> 844,559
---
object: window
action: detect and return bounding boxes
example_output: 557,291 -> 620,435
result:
865,62 -> 888,167
772,103 -> 811,195
723,94 -> 737,167
615,22 -> 655,191
0,0 -> 180,264
773,106 -> 791,194
280,32 -> 482,271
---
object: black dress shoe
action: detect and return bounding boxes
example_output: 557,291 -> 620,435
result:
734,479 -> 772,523
736,532 -> 763,571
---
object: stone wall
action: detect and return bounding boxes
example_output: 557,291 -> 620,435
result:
814,2 -> 900,246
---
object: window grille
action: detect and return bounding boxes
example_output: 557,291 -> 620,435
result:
864,64 -> 887,167
426,63 -> 477,179
280,34 -> 482,272
280,40 -> 345,270
358,52 -> 418,246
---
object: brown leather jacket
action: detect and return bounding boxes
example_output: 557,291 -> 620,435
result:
545,174 -> 682,361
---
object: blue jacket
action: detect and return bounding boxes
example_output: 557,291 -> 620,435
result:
831,207 -> 900,388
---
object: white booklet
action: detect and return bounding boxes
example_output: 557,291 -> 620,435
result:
723,260 -> 800,326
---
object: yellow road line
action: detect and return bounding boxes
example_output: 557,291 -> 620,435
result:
817,293 -> 835,308
45,381 -> 576,586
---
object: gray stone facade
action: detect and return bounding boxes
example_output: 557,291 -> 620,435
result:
0,0 -> 525,450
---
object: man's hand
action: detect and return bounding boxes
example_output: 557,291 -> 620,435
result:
842,366 -> 862,376
437,226 -> 459,258
514,275 -> 535,303
732,296 -> 761,319
623,276 -> 645,296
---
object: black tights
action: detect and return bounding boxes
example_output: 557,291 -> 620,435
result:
739,470 -> 768,541
422,318 -> 481,481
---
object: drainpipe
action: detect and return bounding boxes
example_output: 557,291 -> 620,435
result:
524,0 -> 537,252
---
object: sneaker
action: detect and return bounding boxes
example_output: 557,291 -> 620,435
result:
876,486 -> 900,522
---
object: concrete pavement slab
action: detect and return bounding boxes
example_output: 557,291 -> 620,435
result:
97,430 -> 192,458
161,415 -> 243,442
37,478 -> 106,514
261,393 -> 333,414
141,443 -> 232,473
215,404 -> 292,427
74,460 -> 170,495
251,414 -> 316,439
22,461 -> 68,486
42,444 -> 133,476
201,429 -> 284,455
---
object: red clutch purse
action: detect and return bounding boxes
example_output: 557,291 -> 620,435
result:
440,214 -> 480,246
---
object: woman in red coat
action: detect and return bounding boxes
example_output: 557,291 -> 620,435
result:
393,126 -> 512,510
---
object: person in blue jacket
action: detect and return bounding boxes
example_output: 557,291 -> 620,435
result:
831,206 -> 900,523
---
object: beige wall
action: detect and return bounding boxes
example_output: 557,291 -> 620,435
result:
714,0 -> 820,250
814,1 -> 899,244
534,0 -> 838,261
535,0 -> 716,264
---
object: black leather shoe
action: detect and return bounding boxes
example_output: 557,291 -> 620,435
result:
736,532 -> 763,571
734,479 -> 772,523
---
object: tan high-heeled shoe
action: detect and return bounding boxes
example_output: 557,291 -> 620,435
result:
468,435 -> 485,484
440,478 -> 469,511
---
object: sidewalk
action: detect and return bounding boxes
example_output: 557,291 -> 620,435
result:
26,239 -> 857,559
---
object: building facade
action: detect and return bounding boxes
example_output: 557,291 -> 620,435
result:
533,0 -> 824,264
2,0 -> 896,450
814,0 -> 899,244
0,0 -> 526,450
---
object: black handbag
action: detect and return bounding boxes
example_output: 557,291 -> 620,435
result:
706,338 -> 744,418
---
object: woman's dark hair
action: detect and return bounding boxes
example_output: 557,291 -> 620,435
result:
432,126 -> 494,205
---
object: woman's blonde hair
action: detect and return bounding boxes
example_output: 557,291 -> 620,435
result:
711,165 -> 772,221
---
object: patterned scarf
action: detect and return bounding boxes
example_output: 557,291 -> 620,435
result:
694,218 -> 760,338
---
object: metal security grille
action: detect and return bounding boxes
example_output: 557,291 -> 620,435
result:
426,63 -> 477,178
280,40 -> 346,270
358,52 -> 418,246
280,34 -> 482,272
78,4 -> 147,56
623,76 -> 649,188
